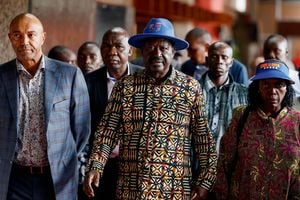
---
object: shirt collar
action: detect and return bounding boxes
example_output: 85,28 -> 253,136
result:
203,73 -> 230,91
257,107 -> 288,120
144,65 -> 176,84
106,63 -> 130,81
16,55 -> 45,73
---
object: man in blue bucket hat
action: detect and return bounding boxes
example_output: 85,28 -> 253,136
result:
84,18 -> 217,200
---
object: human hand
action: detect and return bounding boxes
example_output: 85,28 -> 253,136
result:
110,144 -> 119,158
191,186 -> 209,200
83,170 -> 100,198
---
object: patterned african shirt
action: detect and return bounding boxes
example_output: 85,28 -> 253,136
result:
87,68 -> 217,200
213,106 -> 300,200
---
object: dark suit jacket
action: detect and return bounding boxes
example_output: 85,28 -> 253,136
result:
0,57 -> 91,200
181,59 -> 198,77
83,63 -> 142,199
85,63 -> 143,137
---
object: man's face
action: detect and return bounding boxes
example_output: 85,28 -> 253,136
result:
263,40 -> 288,62
101,32 -> 131,72
142,38 -> 175,79
186,36 -> 208,65
8,15 -> 45,64
207,45 -> 233,80
77,44 -> 102,74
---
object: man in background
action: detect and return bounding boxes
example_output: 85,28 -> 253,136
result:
77,41 -> 103,74
263,34 -> 300,99
181,27 -> 249,85
199,41 -> 248,152
48,45 -> 77,65
78,27 -> 142,200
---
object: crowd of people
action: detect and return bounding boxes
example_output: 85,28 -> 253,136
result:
0,12 -> 299,200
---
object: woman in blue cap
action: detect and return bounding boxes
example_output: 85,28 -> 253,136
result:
213,59 -> 300,199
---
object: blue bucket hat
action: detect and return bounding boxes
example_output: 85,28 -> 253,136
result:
128,18 -> 189,51
250,59 -> 295,83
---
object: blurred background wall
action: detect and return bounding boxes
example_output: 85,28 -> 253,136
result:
0,0 -> 28,63
0,0 -> 96,63
34,0 -> 96,53
1,0 -> 300,75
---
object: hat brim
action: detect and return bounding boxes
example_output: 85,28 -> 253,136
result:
250,70 -> 295,84
128,33 -> 189,51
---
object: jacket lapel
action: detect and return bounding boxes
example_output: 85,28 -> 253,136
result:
100,67 -> 108,104
44,57 -> 61,126
1,61 -> 18,119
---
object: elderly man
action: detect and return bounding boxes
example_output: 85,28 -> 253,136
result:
77,41 -> 103,74
84,18 -> 217,200
78,27 -> 142,200
0,13 -> 90,200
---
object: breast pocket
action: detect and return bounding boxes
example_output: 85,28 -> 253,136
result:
52,99 -> 71,120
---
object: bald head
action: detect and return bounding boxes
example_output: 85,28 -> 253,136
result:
263,34 -> 288,62
48,45 -> 77,65
185,28 -> 212,64
10,13 -> 44,33
185,27 -> 212,44
102,27 -> 130,41
8,13 -> 46,72
208,41 -> 233,56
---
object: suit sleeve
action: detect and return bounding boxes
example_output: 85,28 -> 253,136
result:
86,81 -> 122,175
70,68 -> 91,153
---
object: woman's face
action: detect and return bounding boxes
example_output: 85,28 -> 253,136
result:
258,78 -> 287,115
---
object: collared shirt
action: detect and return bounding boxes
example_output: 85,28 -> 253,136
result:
204,75 -> 230,132
106,64 -> 130,98
199,73 -> 248,152
15,56 -> 48,167
214,106 -> 300,199
88,67 -> 217,199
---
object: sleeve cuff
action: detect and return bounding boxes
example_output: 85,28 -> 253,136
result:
89,160 -> 104,172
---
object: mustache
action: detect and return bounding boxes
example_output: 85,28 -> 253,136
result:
148,56 -> 164,63
17,45 -> 31,51
83,64 -> 95,68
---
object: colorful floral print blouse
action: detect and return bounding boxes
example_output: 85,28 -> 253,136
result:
214,106 -> 300,200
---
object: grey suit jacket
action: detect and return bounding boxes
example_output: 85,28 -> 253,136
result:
0,57 -> 91,200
